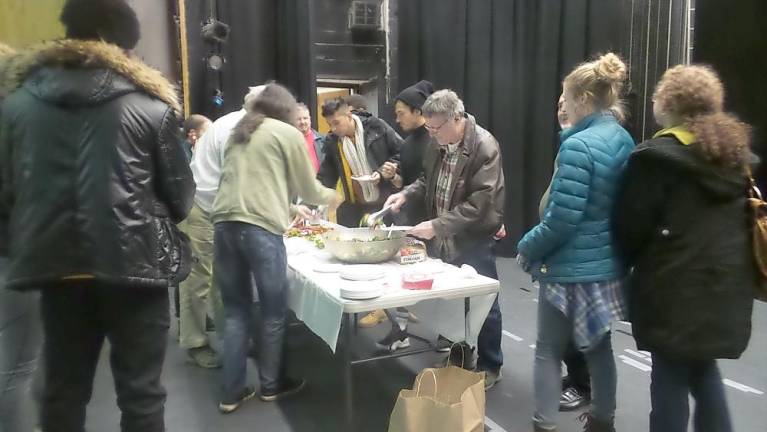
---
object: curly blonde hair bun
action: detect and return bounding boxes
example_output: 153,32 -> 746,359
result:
594,53 -> 628,84
565,52 -> 628,122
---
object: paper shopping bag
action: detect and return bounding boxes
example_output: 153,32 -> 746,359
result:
387,366 -> 485,432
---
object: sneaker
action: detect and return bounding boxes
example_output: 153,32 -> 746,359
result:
435,334 -> 454,353
578,413 -> 615,432
476,368 -> 503,390
533,423 -> 558,432
187,345 -> 222,369
359,309 -> 388,328
260,378 -> 307,402
559,386 -> 591,412
218,387 -> 257,414
376,328 -> 411,352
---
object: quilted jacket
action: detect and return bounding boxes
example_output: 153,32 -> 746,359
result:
517,112 -> 635,283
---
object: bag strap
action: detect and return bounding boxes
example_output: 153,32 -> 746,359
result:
746,166 -> 763,200
448,342 -> 467,369
415,369 -> 438,398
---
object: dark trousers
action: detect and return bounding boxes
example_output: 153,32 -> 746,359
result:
39,284 -> 169,432
214,222 -> 289,401
650,354 -> 732,432
563,342 -> 592,393
452,241 -> 503,372
0,256 -> 43,432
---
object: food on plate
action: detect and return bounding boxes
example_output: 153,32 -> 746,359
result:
285,224 -> 331,237
285,224 -> 332,249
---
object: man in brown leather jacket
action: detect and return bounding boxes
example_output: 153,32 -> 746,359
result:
386,89 -> 505,389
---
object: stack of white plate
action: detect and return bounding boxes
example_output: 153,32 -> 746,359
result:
339,283 -> 384,300
339,265 -> 385,281
339,265 -> 386,300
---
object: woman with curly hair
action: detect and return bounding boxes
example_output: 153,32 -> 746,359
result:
613,65 -> 755,432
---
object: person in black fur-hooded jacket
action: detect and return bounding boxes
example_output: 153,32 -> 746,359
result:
0,1 -> 194,430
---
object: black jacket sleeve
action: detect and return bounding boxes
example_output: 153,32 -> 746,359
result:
612,150 -> 668,266
318,134 -> 340,189
154,108 -> 195,223
383,122 -> 403,165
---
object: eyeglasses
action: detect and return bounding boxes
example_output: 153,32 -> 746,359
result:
424,117 -> 452,133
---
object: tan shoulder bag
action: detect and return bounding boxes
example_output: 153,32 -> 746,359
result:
746,170 -> 767,301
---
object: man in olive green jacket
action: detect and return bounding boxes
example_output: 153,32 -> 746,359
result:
211,84 -> 340,413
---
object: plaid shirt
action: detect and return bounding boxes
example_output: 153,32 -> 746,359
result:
435,145 -> 462,216
542,278 -> 627,351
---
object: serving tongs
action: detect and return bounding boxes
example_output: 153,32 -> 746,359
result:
361,204 -> 394,228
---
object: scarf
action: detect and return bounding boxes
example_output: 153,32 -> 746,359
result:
341,114 -> 379,202
653,126 -> 696,145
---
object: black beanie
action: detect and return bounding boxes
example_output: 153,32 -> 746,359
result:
396,80 -> 435,111
60,0 -> 141,50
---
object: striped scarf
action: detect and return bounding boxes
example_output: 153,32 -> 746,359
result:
341,114 -> 379,202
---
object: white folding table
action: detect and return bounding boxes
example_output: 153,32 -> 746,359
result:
285,237 -> 500,431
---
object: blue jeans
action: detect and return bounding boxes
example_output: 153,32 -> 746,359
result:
214,222 -> 288,402
452,241 -> 503,372
533,297 -> 616,428
650,354 -> 732,432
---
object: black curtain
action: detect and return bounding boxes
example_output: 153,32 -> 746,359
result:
694,0 -> 767,189
185,0 -> 315,119
398,0 -> 631,254
278,0 -> 317,125
626,0 -> 689,143
216,0 -> 278,115
184,0 -> 216,117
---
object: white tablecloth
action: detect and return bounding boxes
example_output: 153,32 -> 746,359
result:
285,237 -> 499,353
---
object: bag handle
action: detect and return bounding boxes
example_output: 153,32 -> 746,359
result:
746,166 -> 763,200
447,342 -> 467,369
415,369 -> 438,398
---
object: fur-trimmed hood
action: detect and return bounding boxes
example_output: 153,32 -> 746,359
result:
1,39 -> 180,113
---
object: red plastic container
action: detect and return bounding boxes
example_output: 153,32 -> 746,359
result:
401,272 -> 434,290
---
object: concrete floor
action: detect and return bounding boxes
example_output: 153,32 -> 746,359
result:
5,258 -> 767,431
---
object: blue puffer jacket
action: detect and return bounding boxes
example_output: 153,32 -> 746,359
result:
517,112 -> 635,283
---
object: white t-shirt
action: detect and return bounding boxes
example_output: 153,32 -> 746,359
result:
190,109 -> 246,212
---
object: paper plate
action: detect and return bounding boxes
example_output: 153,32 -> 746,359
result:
313,263 -> 344,273
351,175 -> 377,183
340,284 -> 384,300
340,265 -> 386,281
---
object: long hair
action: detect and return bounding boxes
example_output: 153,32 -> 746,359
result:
654,65 -> 751,169
231,83 -> 297,144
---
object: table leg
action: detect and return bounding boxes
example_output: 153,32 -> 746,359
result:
341,313 -> 354,431
464,297 -> 471,342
